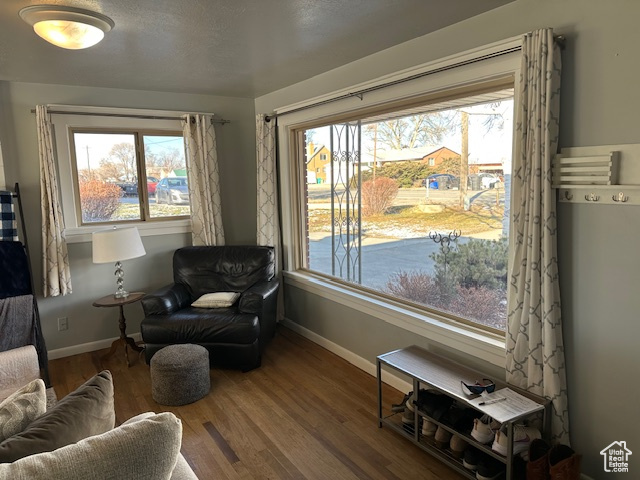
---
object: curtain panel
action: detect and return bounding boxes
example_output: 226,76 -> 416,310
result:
256,114 -> 283,320
36,106 -> 72,297
182,114 -> 225,246
506,29 -> 570,444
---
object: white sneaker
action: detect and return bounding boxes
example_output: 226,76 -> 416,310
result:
491,425 -> 541,458
470,415 -> 500,444
421,418 -> 437,436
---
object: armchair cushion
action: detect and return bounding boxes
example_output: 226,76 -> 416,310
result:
0,371 -> 115,463
0,412 -> 184,480
0,379 -> 46,443
191,292 -> 240,308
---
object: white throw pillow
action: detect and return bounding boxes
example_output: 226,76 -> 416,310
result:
0,412 -> 182,480
191,291 -> 240,308
0,379 -> 46,443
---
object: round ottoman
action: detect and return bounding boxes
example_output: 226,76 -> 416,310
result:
150,344 -> 210,406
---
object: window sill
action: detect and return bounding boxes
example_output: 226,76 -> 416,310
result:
284,271 -> 506,367
64,219 -> 191,243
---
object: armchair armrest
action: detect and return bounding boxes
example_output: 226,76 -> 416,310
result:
238,278 -> 279,316
141,284 -> 191,316
0,345 -> 40,402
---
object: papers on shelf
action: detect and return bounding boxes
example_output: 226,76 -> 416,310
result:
468,388 -> 544,423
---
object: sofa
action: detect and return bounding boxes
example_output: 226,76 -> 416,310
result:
0,346 -> 198,479
140,246 -> 279,371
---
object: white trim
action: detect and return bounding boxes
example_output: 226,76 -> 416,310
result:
274,34 -> 522,115
281,318 -> 412,394
64,219 -> 190,243
285,272 -> 506,367
49,106 -> 190,236
47,332 -> 141,360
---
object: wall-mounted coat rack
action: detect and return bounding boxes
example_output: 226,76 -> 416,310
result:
553,144 -> 640,205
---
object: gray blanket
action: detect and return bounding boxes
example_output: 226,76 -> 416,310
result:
0,294 -> 36,351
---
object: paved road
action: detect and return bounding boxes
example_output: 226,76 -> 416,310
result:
308,234 -> 474,291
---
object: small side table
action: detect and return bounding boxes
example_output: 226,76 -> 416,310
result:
93,292 -> 145,366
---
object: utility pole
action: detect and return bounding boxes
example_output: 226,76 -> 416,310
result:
86,145 -> 91,175
460,111 -> 469,210
372,123 -> 378,182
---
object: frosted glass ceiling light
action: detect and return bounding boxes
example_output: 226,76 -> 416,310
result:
19,5 -> 114,50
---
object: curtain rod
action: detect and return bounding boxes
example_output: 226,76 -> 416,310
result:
30,109 -> 230,124
264,35 -> 565,122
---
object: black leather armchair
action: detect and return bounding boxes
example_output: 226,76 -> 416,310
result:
140,246 -> 279,371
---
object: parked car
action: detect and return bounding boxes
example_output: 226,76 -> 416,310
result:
115,181 -> 138,196
425,173 -> 459,190
147,176 -> 159,194
155,176 -> 189,204
479,173 -> 499,189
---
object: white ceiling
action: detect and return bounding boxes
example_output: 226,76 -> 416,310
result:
0,0 -> 514,98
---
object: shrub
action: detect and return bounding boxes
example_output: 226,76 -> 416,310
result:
362,162 -> 435,187
361,177 -> 399,216
79,180 -> 122,222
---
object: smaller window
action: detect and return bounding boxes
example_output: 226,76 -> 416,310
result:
70,130 -> 189,225
320,153 -> 327,160
428,157 -> 435,166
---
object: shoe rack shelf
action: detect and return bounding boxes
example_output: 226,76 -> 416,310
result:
377,346 -> 549,480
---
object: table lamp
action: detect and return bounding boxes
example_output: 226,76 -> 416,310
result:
92,226 -> 146,298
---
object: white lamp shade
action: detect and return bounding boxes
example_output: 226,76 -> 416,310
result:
92,227 -> 146,264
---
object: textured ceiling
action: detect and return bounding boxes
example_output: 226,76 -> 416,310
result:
0,0 -> 514,98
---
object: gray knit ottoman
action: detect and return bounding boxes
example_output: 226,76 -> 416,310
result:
150,344 -> 210,406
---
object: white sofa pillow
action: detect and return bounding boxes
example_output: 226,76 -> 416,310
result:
191,292 -> 240,308
0,379 -> 46,443
0,412 -> 183,480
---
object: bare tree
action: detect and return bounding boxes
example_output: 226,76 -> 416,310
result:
96,143 -> 137,182
363,112 -> 456,150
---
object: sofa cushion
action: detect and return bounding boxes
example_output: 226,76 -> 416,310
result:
0,412 -> 183,480
142,309 -> 259,345
173,246 -> 275,299
191,291 -> 240,308
0,370 -> 115,463
0,379 -> 46,443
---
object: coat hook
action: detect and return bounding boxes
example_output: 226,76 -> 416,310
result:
585,193 -> 600,202
612,192 -> 628,203
563,190 -> 573,200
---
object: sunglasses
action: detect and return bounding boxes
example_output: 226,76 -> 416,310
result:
461,379 -> 496,395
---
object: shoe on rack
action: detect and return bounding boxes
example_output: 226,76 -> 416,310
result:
476,456 -> 506,480
463,447 -> 482,472
549,444 -> 581,480
401,406 -> 414,425
526,439 -> 551,480
415,390 -> 454,421
471,415 -> 500,444
391,391 -> 412,413
421,418 -> 437,437
434,426 -> 453,449
492,425 -> 541,458
450,434 -> 468,458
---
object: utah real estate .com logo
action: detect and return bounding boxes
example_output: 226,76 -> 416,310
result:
600,441 -> 632,473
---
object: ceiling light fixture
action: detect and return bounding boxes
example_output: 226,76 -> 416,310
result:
19,5 -> 114,50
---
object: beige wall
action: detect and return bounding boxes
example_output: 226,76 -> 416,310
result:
256,1 -> 640,478
0,81 -> 256,353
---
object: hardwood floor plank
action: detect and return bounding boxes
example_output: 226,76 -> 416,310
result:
48,325 -> 466,480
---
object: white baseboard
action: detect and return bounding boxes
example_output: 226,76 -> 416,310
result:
48,333 -> 142,360
280,318 -> 412,394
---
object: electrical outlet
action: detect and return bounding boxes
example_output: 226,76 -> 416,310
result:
57,317 -> 68,331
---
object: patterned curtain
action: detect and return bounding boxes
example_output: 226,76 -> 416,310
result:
506,29 -> 569,444
36,106 -> 72,297
182,114 -> 225,246
256,114 -> 283,320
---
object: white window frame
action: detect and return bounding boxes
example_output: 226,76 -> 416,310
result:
50,105 -> 191,243
275,36 -> 522,367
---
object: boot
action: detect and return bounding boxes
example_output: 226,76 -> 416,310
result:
549,444 -> 581,480
527,439 -> 551,480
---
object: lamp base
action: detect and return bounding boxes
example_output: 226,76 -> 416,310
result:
114,290 -> 130,299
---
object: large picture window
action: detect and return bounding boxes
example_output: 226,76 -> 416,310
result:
298,87 -> 513,332
70,130 -> 189,225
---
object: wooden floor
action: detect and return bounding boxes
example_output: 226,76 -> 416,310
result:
49,326 -> 465,480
